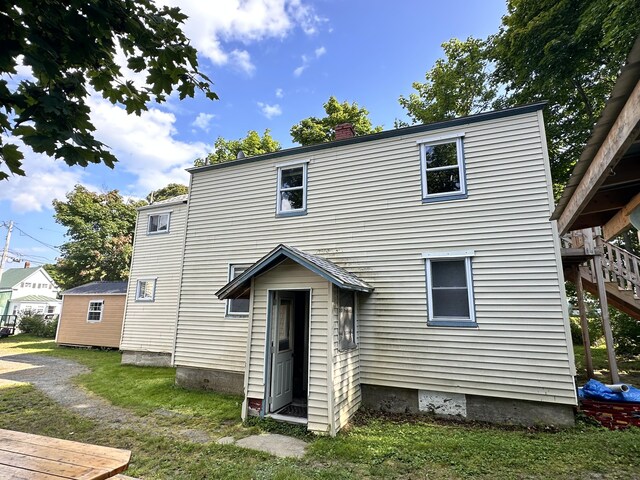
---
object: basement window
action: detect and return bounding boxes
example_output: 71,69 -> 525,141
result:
423,251 -> 476,327
418,133 -> 467,202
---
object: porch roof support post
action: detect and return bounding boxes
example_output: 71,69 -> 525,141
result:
592,236 -> 620,384
574,266 -> 594,379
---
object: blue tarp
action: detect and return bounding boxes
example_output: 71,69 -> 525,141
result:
578,379 -> 640,403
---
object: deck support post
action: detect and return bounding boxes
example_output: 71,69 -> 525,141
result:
592,235 -> 620,384
574,266 -> 594,379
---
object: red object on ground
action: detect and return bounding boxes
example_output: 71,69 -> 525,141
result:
580,399 -> 640,429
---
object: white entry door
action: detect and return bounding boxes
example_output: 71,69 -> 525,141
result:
271,293 -> 294,412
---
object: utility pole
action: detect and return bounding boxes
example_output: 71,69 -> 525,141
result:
0,221 -> 14,279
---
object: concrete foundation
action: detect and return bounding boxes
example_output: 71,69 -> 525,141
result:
175,366 -> 244,395
361,384 -> 575,427
121,351 -> 172,367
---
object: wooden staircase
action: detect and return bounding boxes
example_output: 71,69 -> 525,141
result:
577,240 -> 640,320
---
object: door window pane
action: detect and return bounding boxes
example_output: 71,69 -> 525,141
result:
278,299 -> 291,351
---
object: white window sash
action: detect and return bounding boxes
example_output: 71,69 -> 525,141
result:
425,255 -> 475,324
420,136 -> 466,198
147,212 -> 171,234
87,300 -> 104,323
276,163 -> 307,214
135,279 -> 156,301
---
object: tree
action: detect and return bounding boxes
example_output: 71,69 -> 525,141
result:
290,96 -> 383,146
52,185 -> 145,289
146,183 -> 188,203
195,129 -> 281,166
489,0 -> 640,186
398,38 -> 497,126
0,0 -> 217,181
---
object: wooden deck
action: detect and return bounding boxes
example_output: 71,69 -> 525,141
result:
0,429 -> 131,480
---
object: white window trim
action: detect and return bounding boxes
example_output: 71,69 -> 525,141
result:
419,135 -> 467,200
135,279 -> 157,302
274,158 -> 311,169
147,211 -> 172,235
226,264 -> 251,316
423,251 -> 476,326
87,300 -> 104,323
276,163 -> 307,215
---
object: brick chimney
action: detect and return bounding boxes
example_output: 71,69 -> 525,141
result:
334,123 -> 355,141
24,261 -> 31,268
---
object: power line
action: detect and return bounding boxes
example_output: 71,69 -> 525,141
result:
11,224 -> 60,252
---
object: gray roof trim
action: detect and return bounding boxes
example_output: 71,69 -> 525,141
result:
138,194 -> 189,211
190,102 -> 547,175
551,36 -> 640,221
62,281 -> 128,295
216,244 -> 373,300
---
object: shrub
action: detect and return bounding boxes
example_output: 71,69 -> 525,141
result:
570,318 -> 584,345
610,308 -> 640,355
18,314 -> 58,338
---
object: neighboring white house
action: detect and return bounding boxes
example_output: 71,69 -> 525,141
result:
121,103 -> 577,435
119,194 -> 188,366
0,265 -> 62,318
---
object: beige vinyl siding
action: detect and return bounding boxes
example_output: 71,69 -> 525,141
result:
332,285 -> 361,431
175,110 -> 576,408
120,202 -> 187,354
57,295 -> 125,348
245,260 -> 331,433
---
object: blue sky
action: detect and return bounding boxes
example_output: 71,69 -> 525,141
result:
0,0 -> 507,267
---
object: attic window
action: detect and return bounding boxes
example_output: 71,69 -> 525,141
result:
418,133 -> 467,202
148,213 -> 170,234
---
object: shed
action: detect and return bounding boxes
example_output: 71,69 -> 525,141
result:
56,281 -> 128,348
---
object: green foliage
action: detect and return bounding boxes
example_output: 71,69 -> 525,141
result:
52,185 -> 145,289
17,314 -> 57,338
290,96 -> 383,146
611,309 -> 640,355
0,0 -> 217,180
146,183 -> 188,203
195,129 -> 281,166
488,0 -> 640,186
398,38 -> 497,126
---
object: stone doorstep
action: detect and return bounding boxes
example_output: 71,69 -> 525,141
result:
217,433 -> 307,458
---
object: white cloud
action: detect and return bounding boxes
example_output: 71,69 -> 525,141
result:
86,96 -> 209,194
192,112 -> 216,132
257,102 -> 282,119
158,0 -> 325,74
293,46 -> 326,77
275,88 -> 284,98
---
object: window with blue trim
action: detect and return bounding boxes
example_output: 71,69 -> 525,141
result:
419,136 -> 466,201
276,163 -> 307,215
424,252 -> 475,326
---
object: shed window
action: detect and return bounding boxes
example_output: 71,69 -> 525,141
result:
424,251 -> 476,327
87,300 -> 104,323
276,163 -> 307,216
338,289 -> 357,351
136,279 -> 156,301
419,135 -> 466,201
227,265 -> 250,316
148,213 -> 170,234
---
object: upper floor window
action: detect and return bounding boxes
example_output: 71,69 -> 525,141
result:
418,133 -> 466,202
276,163 -> 307,216
227,265 -> 250,316
87,300 -> 104,323
148,213 -> 170,234
423,251 -> 476,327
136,279 -> 156,301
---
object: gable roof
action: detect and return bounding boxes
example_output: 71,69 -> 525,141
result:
62,281 -> 128,296
216,244 -> 373,300
189,102 -> 547,176
0,267 -> 46,289
11,295 -> 60,303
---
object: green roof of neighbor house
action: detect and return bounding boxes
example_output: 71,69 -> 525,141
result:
11,295 -> 59,303
0,267 -> 42,289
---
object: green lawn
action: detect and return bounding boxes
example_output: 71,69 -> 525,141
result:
1,335 -> 639,479
574,344 -> 640,386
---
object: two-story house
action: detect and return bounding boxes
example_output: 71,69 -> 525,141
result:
120,103 -> 577,435
0,265 -> 61,318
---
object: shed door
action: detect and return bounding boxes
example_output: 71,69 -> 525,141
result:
271,293 -> 294,411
